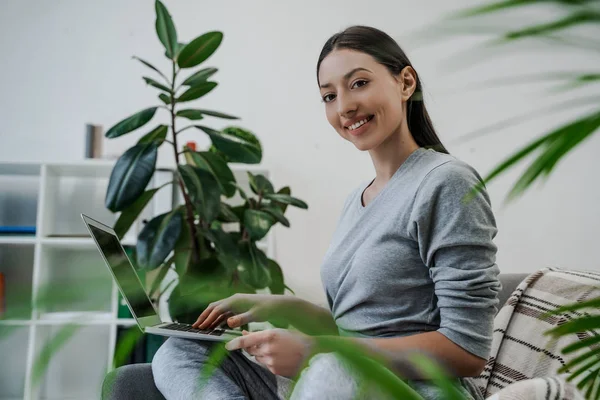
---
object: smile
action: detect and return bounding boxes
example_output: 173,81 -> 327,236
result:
346,115 -> 374,135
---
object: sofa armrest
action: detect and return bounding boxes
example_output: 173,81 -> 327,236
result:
102,363 -> 165,400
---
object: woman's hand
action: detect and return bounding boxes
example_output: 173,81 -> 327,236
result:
225,329 -> 314,377
192,294 -> 286,330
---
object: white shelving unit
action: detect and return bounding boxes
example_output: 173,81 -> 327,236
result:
0,160 -> 274,400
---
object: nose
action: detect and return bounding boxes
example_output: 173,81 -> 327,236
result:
336,92 -> 357,118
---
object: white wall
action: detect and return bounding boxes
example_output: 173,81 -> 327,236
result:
1,0 -> 598,304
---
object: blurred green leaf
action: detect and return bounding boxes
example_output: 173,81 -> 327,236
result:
547,315 -> 600,336
105,107 -> 157,139
196,125 -> 262,164
248,172 -> 274,195
449,0 -> 598,19
501,10 -> 600,41
266,259 -> 285,295
178,165 -> 222,222
189,151 -> 237,198
32,324 -> 81,387
562,334 -> 600,354
137,125 -> 169,145
311,337 -> 424,399
545,297 -> 600,316
137,209 -> 183,270
112,326 -> 143,369
132,56 -> 169,82
263,193 -> 308,209
177,82 -> 217,102
143,76 -> 171,93
176,109 -> 205,120
182,67 -> 218,86
155,0 -> 178,59
504,111 -> 600,201
197,342 -> 229,390
105,142 -> 158,212
409,353 -> 468,400
114,188 -> 160,239
178,31 -> 223,69
244,210 -> 276,241
192,109 -> 239,119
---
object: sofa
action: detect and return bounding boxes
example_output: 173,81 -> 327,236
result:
101,270 -> 599,399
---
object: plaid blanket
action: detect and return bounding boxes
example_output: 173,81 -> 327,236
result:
473,267 -> 600,399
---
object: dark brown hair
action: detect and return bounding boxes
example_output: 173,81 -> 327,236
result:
317,25 -> 449,154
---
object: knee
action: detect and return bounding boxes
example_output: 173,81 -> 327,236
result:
152,338 -> 212,389
291,353 -> 358,399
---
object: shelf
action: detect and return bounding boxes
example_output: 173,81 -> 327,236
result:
40,237 -> 136,247
37,311 -> 113,324
0,319 -> 32,326
0,236 -> 36,245
0,162 -> 41,176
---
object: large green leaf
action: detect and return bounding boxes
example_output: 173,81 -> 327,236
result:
32,325 -> 81,387
266,259 -> 285,295
196,125 -> 262,164
182,67 -> 218,86
178,165 -> 221,222
177,32 -> 223,69
137,210 -> 183,270
114,188 -> 160,239
105,142 -> 158,212
263,193 -> 308,209
218,203 -> 240,223
244,210 -> 275,241
137,125 -> 168,145
237,242 -> 271,289
155,0 -> 178,59
105,108 -> 157,139
248,172 -> 274,195
143,77 -> 171,93
210,229 -> 240,267
148,255 -> 174,298
177,82 -> 218,103
189,151 -> 236,198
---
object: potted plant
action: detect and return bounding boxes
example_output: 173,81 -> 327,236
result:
103,0 -> 307,324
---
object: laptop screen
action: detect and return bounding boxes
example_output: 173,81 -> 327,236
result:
88,224 -> 157,319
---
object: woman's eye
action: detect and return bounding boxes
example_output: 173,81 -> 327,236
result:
352,80 -> 368,89
322,94 -> 335,103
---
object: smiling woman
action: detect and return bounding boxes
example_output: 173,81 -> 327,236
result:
151,25 -> 500,400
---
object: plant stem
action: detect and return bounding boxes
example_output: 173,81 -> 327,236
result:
170,59 -> 201,264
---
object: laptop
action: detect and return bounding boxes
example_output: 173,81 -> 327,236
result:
81,213 -> 242,342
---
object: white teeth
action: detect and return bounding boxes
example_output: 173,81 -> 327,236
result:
349,117 -> 371,131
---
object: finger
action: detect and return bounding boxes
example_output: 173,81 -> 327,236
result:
244,344 -> 261,357
198,304 -> 230,330
209,311 -> 233,330
254,355 -> 271,366
228,310 -> 255,328
226,330 -> 274,351
242,330 -> 249,335
192,303 -> 218,328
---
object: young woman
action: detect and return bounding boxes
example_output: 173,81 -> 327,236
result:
152,25 -> 501,400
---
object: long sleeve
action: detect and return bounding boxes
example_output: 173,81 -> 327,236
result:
410,160 -> 502,359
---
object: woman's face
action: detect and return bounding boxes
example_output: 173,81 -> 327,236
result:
318,49 -> 413,151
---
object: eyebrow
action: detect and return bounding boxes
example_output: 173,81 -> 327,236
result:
319,67 -> 372,89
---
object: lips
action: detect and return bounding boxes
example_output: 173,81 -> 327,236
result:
344,115 -> 374,130
346,115 -> 374,136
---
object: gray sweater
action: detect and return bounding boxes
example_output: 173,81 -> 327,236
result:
320,147 -> 501,360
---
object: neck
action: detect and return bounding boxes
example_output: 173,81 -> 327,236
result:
368,124 -> 420,187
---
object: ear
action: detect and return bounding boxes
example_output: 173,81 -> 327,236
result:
396,66 -> 417,101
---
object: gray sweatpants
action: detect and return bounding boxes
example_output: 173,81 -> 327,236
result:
152,337 -> 483,400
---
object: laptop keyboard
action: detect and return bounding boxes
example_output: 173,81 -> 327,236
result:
161,323 -> 225,336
